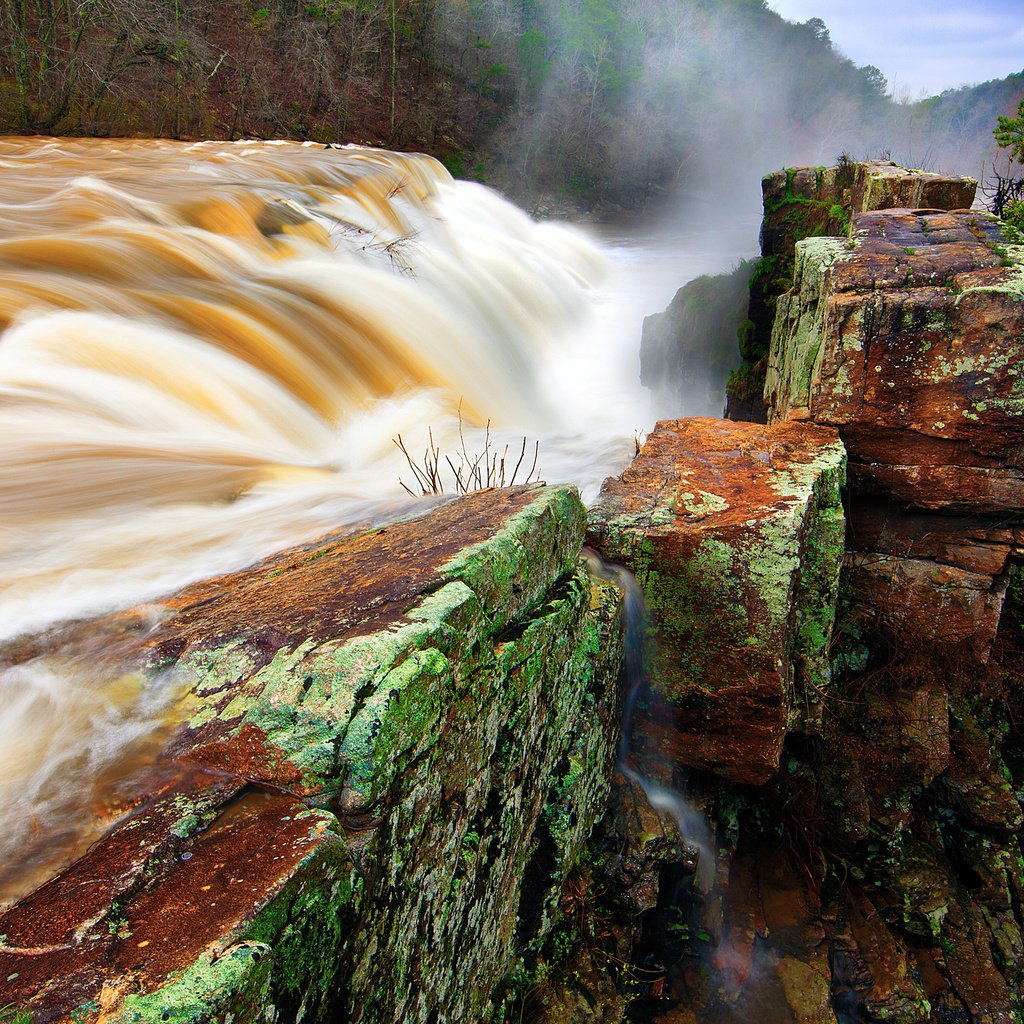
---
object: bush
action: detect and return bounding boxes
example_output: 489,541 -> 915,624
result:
1003,199 -> 1024,232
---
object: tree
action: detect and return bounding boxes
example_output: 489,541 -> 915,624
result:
994,97 -> 1024,163
804,16 -> 829,45
986,98 -> 1024,229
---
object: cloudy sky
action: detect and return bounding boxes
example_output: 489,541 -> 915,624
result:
766,1 -> 1024,98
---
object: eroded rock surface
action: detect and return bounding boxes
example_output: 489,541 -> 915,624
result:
727,160 -> 977,421
588,417 -> 846,784
583,192 -> 1024,1024
1,485 -> 625,1024
644,204 -> 1024,1024
765,210 -> 1024,664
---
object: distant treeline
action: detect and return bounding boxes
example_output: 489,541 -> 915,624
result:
0,0 -> 1020,208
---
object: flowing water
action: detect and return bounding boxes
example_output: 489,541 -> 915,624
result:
586,550 -> 717,894
0,137 -> 753,905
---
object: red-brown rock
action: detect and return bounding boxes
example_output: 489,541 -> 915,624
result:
588,417 -> 846,785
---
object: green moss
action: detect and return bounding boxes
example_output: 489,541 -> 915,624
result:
242,820 -> 356,1004
440,486 -> 585,629
765,234 -> 861,417
762,168 -> 852,239
115,944 -> 274,1023
726,360 -> 764,403
0,1008 -> 34,1024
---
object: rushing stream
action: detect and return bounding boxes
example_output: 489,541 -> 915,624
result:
0,137 -> 754,905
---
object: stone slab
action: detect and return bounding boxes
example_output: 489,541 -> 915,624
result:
1,485 -> 625,1024
766,212 -> 1024,502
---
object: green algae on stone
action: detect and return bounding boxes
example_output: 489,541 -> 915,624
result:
172,487 -> 592,809
764,236 -> 855,418
114,943 -> 275,1024
439,485 -> 586,630
158,486 -> 621,1024
339,564 -> 625,1024
587,418 -> 846,783
110,811 -> 353,1024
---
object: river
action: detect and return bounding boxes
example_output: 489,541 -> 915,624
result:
0,137 -> 755,906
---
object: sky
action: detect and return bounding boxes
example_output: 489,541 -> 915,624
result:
766,1 -> 1024,98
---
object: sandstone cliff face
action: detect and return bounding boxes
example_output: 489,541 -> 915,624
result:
1,487 -> 624,1024
582,190 -> 1024,1024
765,211 -> 1023,664
588,417 -> 846,785
727,160 -> 977,422
688,206 -> 1024,1024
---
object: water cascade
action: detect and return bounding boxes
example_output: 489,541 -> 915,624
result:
0,137 -> 645,903
585,549 -> 716,893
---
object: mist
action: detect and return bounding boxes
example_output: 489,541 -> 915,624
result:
439,0 -> 1021,219
2,0 -> 1018,222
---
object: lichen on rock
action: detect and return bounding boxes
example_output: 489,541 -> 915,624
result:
588,416 -> 846,784
2,485 -> 626,1024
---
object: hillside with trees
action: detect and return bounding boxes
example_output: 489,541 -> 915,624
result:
0,0 -> 1020,209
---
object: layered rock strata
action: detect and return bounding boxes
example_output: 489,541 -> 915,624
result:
587,417 -> 847,785
726,160 -> 977,420
635,206 -> 1024,1024
1,485 -> 624,1024
580,198 -> 1024,1024
766,210 -> 1024,664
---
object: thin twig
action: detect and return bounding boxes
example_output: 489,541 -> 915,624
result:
393,411 -> 541,496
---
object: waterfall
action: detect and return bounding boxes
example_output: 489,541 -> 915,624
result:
0,137 -> 644,904
584,549 -> 716,894
0,137 -> 624,641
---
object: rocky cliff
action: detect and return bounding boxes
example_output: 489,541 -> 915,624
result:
735,161 -> 977,422
638,159 -> 977,425
6,165 -> 1023,1024
581,188 -> 1024,1024
1,486 -> 625,1024
640,266 -> 754,419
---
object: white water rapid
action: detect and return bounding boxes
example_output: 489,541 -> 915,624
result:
0,137 -> 752,905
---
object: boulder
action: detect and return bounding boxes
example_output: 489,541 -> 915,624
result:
758,163 -> 976,285
1,486 -> 625,1024
588,418 -> 846,784
831,888 -> 934,1024
599,771 -> 686,920
766,212 -> 1023,469
850,161 -> 977,214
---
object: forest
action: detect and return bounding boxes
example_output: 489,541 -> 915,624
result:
0,0 -> 1021,208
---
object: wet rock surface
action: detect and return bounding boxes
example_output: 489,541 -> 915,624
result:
726,160 -> 977,421
630,203 -> 1024,1024
765,210 -> 1024,666
577,189 -> 1023,1024
766,211 -> 1022,461
1,485 -> 625,1024
588,417 -> 846,784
